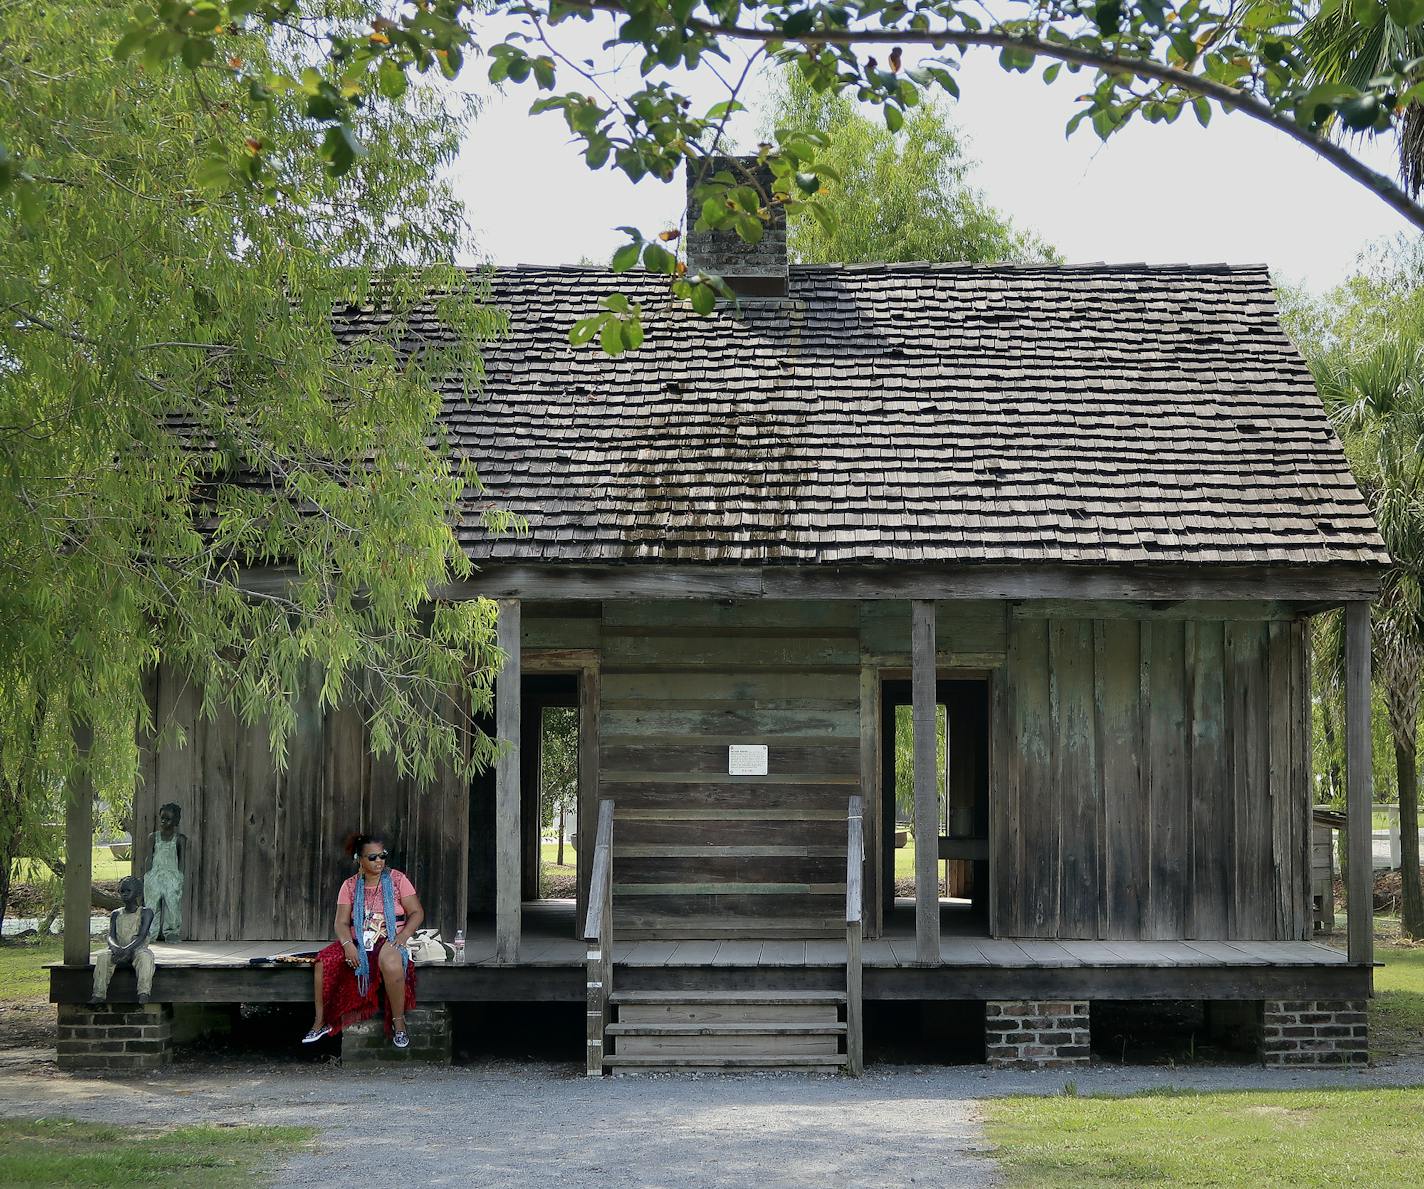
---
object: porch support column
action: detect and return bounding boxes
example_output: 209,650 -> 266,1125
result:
62,719 -> 94,968
496,599 -> 522,964
1345,600 -> 1373,968
912,600 -> 940,964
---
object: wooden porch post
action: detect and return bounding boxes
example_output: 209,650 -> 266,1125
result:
496,599 -> 521,964
63,719 -> 94,968
912,600 -> 940,964
1345,600 -> 1373,968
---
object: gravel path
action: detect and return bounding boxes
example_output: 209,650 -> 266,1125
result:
2,1053 -> 1423,1187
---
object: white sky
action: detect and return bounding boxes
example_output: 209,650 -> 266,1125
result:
449,16 -> 1416,293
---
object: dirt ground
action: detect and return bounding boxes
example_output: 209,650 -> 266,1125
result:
5,1008 -> 1424,1188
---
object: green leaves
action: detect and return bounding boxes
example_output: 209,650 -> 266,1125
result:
611,240 -> 641,272
1388,0 -> 1424,25
5,0 -> 506,799
568,294 -> 645,356
318,125 -> 363,177
642,241 -> 676,273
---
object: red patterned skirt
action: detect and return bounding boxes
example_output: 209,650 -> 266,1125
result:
316,937 -> 417,1036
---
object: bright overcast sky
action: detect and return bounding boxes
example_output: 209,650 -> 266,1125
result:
448,15 -> 1416,293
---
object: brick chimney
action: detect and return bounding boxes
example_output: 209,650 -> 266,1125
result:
684,155 -> 789,299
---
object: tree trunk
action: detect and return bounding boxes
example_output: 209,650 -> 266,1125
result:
1320,695 -> 1345,803
1378,629 -> 1424,940
43,858 -> 120,909
0,842 -> 12,939
1397,734 -> 1424,939
557,799 -> 565,868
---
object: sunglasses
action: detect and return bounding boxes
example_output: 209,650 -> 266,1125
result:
360,851 -> 390,862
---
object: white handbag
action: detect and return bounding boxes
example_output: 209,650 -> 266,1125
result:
405,928 -> 453,964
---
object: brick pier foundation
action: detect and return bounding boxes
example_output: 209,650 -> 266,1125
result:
985,1000 -> 1090,1066
1261,999 -> 1369,1066
342,1006 -> 452,1065
57,1003 -> 173,1073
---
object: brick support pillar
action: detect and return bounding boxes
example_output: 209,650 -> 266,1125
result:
1261,999 -> 1369,1066
342,1006 -> 452,1065
986,1000 -> 1090,1066
57,1003 -> 173,1073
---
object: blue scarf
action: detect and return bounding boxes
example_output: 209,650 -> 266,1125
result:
351,869 -> 408,996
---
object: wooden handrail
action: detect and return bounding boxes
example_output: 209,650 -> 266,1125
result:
845,794 -> 864,1076
584,798 -> 614,1077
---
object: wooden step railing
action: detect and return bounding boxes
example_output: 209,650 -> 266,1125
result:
583,798 -> 614,1077
845,794 -> 864,1076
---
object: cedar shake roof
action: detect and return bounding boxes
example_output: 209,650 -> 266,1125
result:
389,262 -> 1388,568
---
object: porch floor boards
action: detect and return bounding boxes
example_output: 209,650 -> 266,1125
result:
133,899 -> 1349,971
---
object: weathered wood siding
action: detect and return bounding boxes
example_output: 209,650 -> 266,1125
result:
992,614 -> 1311,941
600,601 -> 863,938
134,665 -> 469,942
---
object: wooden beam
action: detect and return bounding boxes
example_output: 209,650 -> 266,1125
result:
912,600 -> 941,965
496,599 -> 521,964
1010,599 -> 1304,621
1345,600 -> 1374,968
62,719 -> 94,969
236,562 -> 1385,604
421,563 -> 1385,604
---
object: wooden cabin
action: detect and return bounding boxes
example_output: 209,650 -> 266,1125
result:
54,163 -> 1387,1073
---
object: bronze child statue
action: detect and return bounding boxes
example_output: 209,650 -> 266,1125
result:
91,875 -> 156,1005
144,802 -> 186,941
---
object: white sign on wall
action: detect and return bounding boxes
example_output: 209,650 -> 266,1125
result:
728,745 -> 769,776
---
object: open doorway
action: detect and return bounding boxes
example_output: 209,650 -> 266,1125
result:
521,676 -> 579,902
467,672 -> 582,935
879,678 -> 989,935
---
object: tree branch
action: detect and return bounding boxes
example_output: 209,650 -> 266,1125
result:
556,0 -> 1424,233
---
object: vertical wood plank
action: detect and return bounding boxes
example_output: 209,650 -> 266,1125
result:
1345,601 -> 1373,967
1187,621 -> 1231,938
576,662 -> 600,937
158,674 -> 202,938
1228,623 -> 1273,938
1013,619 -> 1056,935
496,599 -> 522,964
324,697 -> 368,938
63,719 -> 94,968
235,705 -> 278,939
1267,621 -> 1295,939
911,600 -> 939,964
441,683 -> 471,942
1053,620 -> 1099,938
281,661 -> 326,940
988,665 -> 1007,939
859,663 -> 881,939
1147,621 -> 1189,940
198,703 -> 238,941
133,666 -> 161,883
1295,622 -> 1314,939
1096,619 -> 1142,940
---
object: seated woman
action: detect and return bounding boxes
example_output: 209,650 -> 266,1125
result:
304,832 -> 424,1050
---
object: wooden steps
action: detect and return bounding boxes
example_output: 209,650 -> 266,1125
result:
604,989 -> 849,1073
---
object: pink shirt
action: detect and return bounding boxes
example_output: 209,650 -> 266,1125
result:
338,870 -> 417,945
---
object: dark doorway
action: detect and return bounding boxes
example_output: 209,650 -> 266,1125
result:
879,679 -> 989,930
467,672 -> 581,921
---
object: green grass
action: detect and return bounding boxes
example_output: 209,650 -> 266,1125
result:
539,841 -> 575,875
1371,917 -> 1424,1059
0,936 -> 64,1004
983,1087 -> 1424,1187
11,847 -> 131,884
0,1118 -> 314,1188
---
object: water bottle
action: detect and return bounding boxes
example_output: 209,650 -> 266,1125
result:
452,929 -> 465,964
